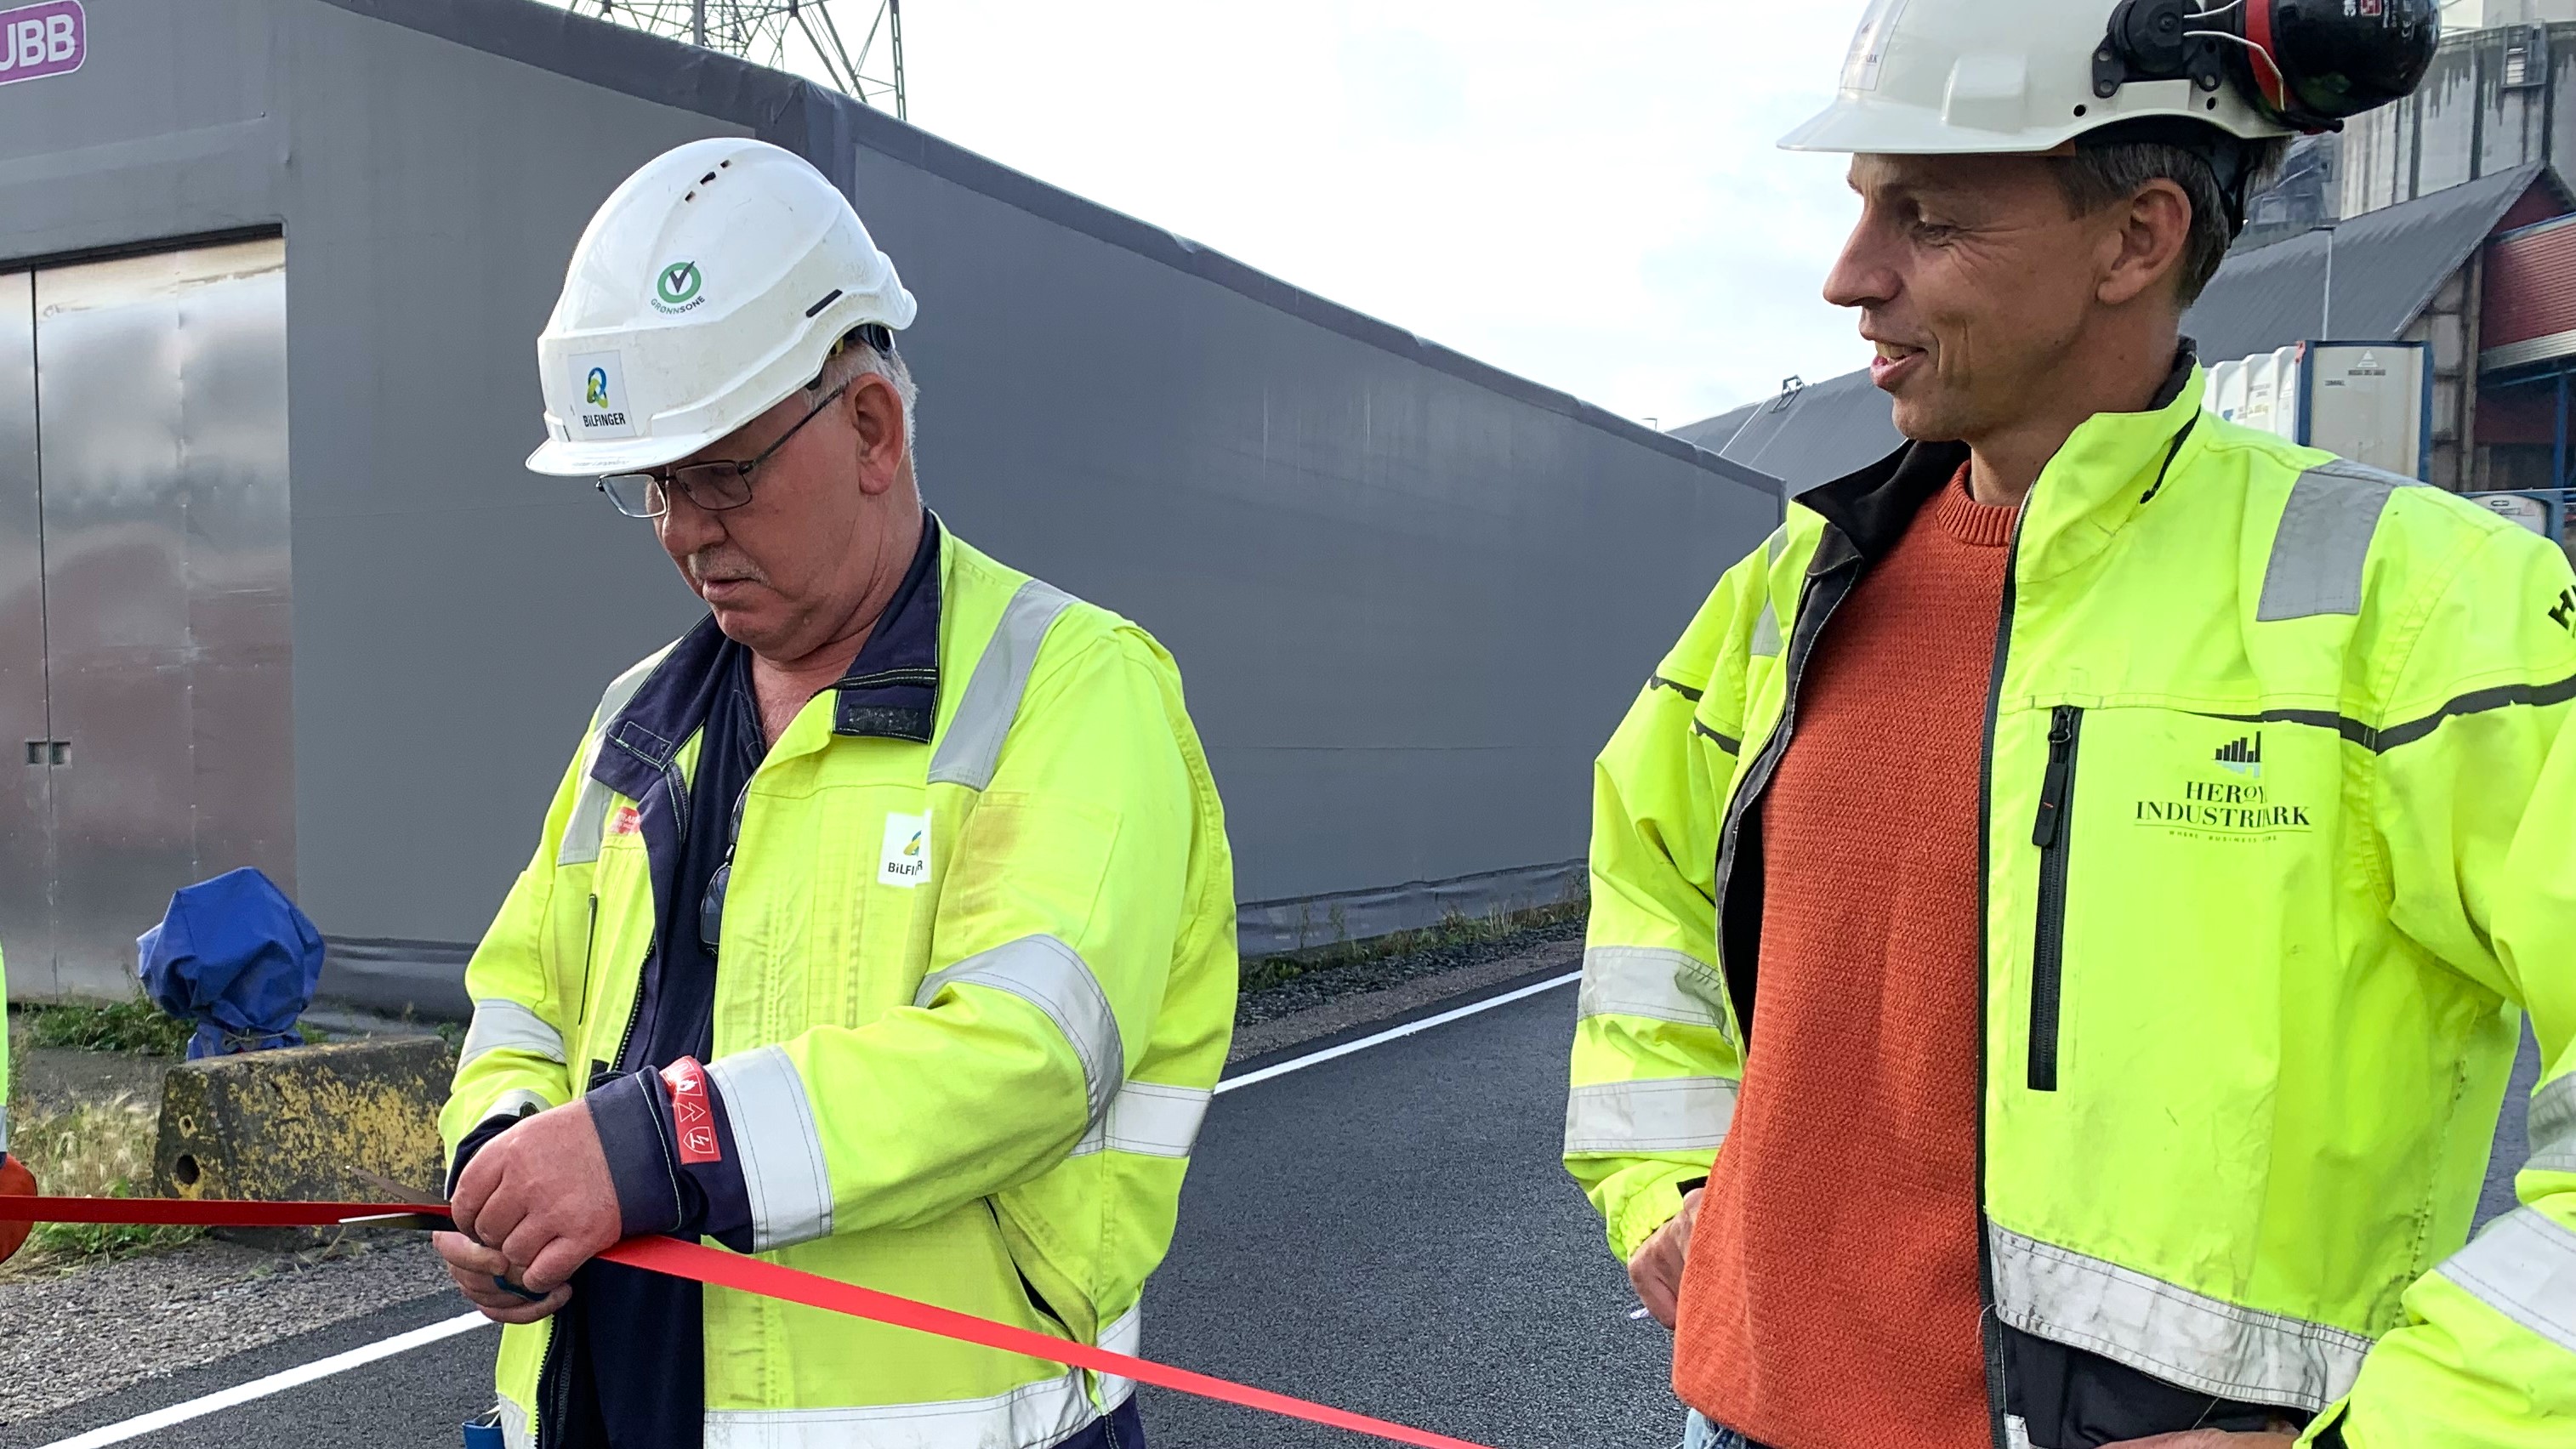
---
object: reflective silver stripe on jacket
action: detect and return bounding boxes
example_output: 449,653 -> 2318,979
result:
915,935 -> 1125,1125
1563,1077 -> 1737,1156
557,653 -> 664,867
1749,599 -> 1783,658
2255,460 -> 2424,622
700,1345 -> 1135,1449
499,1396 -> 532,1449
1987,1222 -> 2372,1410
704,1045 -> 835,1253
2437,1205 -> 2576,1355
460,999 -> 566,1066
927,578 -> 1078,792
2528,1073 -> 2576,1175
1577,946 -> 1727,1032
1072,1082 -> 1211,1159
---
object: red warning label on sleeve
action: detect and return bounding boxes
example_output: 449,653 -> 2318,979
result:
662,1057 -> 722,1165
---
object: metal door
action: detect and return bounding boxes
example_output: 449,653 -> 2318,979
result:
28,238 -> 293,998
0,272 -> 51,989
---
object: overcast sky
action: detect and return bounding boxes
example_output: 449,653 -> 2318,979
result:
565,1 -> 1879,429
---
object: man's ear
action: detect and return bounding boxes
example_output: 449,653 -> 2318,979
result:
2097,177 -> 2195,309
846,372 -> 907,497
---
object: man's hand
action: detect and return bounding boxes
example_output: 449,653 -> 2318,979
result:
2102,1432 -> 2300,1447
435,1230 -> 574,1323
1627,1186 -> 1703,1329
448,1100 -> 623,1302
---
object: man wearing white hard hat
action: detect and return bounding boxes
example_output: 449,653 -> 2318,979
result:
434,137 -> 1237,1449
1568,3 -> 2576,1446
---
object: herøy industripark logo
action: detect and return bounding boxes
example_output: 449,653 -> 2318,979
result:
654,261 -> 705,314
2551,587 -> 2576,638
2135,731 -> 2312,838
0,1 -> 85,88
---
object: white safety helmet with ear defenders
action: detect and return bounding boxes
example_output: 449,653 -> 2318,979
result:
1782,0 -> 2439,227
527,137 -> 918,478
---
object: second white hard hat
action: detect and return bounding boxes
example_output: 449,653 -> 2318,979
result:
1779,0 -> 2293,157
526,137 -> 918,477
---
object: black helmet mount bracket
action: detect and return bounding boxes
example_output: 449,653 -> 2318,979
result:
2094,0 -> 2230,102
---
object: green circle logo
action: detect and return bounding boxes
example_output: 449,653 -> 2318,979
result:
657,262 -> 702,307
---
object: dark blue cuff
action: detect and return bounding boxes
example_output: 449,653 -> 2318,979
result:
586,1071 -> 685,1237
584,1066 -> 753,1250
446,1109 -> 530,1199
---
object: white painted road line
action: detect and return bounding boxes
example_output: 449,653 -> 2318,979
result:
1216,970 -> 1582,1094
42,969 -> 1582,1444
38,1311 -> 492,1449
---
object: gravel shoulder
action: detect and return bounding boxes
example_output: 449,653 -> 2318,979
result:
0,1233 -> 452,1429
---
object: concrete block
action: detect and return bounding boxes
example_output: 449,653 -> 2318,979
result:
155,1036 -> 452,1247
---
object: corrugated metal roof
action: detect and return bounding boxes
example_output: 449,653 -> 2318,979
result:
1670,166 -> 2572,492
1670,368 -> 1906,495
2183,163 -> 2562,362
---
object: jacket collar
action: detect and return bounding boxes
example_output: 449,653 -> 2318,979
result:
590,512 -> 947,804
1798,344 -> 2204,578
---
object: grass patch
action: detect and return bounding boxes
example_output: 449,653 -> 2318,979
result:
1239,895 -> 1588,995
26,996 -> 192,1056
2,1090 -> 201,1276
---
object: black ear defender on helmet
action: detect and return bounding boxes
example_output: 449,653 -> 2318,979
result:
2093,0 -> 2441,134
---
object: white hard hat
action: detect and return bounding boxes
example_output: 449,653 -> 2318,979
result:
526,137 -> 918,477
1780,0 -> 2293,157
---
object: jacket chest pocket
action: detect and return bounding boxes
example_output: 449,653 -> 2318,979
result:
2006,705 -> 2352,1195
719,782 -> 938,1037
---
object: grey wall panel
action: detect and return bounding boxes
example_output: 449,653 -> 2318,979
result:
0,0 -> 1772,1005
0,274 -> 48,985
271,4 -> 740,950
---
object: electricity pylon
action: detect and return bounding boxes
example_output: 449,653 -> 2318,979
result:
589,2 -> 906,118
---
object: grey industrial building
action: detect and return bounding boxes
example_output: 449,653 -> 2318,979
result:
0,0 -> 1777,1014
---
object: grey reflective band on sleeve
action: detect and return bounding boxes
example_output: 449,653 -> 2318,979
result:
460,998 -> 567,1066
915,935 -> 1126,1125
1749,599 -> 1783,658
2255,461 -> 2423,622
703,1044 -> 835,1253
0,1100 -> 9,1156
1562,1077 -> 1737,1156
1576,946 -> 1727,1032
2440,1206 -> 2576,1355
557,655 -> 662,867
926,579 -> 1078,792
2529,1073 -> 2576,1174
1070,1081 -> 1212,1159
1765,526 -> 1788,563
1987,1222 -> 2372,1410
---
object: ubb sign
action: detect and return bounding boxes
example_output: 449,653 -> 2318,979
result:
0,1 -> 82,88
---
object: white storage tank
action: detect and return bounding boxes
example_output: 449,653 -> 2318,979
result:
2202,341 -> 2431,479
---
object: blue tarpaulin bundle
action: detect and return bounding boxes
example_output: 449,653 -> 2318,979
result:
136,867 -> 326,1060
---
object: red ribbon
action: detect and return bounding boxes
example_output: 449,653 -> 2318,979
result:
0,1196 -> 1498,1449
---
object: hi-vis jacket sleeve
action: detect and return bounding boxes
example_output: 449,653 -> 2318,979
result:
440,742 -> 591,1159
717,627 -> 1200,1250
2336,525 -> 2576,1449
1566,541 -> 1771,1263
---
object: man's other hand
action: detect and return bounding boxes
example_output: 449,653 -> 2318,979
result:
435,1230 -> 574,1323
1627,1186 -> 1704,1329
2103,1433 -> 2300,1447
448,1100 -> 622,1298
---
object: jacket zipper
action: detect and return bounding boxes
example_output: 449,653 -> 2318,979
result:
2027,706 -> 2083,1093
1974,509 -> 2028,1449
575,894 -> 598,1028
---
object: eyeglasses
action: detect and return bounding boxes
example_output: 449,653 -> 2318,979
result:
596,381 -> 850,520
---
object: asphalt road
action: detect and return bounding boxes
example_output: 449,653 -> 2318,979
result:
11,975 -> 1676,1449
9,992 -> 2539,1449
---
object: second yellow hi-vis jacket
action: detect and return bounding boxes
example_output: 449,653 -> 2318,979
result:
444,526 -> 1237,1448
1567,361 -> 2576,1448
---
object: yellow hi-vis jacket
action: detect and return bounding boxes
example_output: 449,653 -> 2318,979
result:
1567,364 -> 2576,1448
444,526 -> 1237,1448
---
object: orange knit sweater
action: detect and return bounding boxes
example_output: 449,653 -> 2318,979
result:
1671,467 -> 2014,1449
